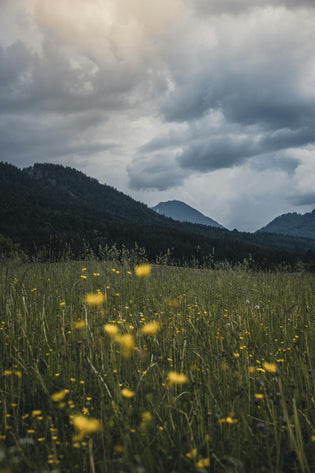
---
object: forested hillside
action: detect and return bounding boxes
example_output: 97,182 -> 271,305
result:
1,162 -> 314,269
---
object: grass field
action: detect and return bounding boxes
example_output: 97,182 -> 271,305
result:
0,257 -> 314,472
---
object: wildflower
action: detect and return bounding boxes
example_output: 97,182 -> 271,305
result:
141,411 -> 152,422
196,458 -> 210,468
254,393 -> 264,400
219,416 -> 237,424
257,423 -> 265,431
74,320 -> 87,329
72,414 -> 101,441
51,389 -> 69,402
142,321 -> 160,335
168,371 -> 188,386
135,264 -> 152,277
263,362 -> 277,373
121,388 -> 135,399
226,416 -> 238,424
114,445 -> 124,453
104,324 -> 119,337
115,333 -> 135,358
85,292 -> 106,306
186,448 -> 198,459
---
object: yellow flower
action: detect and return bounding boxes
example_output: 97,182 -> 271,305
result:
186,448 -> 198,459
168,371 -> 188,386
51,389 -> 69,402
196,458 -> 210,468
226,416 -> 238,424
142,321 -> 160,335
74,320 -> 87,329
115,333 -> 135,358
121,388 -> 135,399
263,362 -> 278,373
85,292 -> 106,306
219,416 -> 237,424
104,324 -> 119,337
141,411 -> 152,422
134,264 -> 152,277
254,393 -> 264,399
72,414 -> 101,441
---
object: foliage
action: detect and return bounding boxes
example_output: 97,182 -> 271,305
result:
258,210 -> 315,240
1,161 -> 315,270
0,257 -> 314,472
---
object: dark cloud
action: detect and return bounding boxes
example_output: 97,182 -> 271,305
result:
289,193 -> 315,206
177,135 -> 258,171
128,154 -> 187,191
0,113 -> 116,166
188,0 -> 315,16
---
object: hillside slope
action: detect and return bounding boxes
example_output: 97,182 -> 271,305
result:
1,161 -> 315,268
258,210 -> 315,240
152,200 -> 224,228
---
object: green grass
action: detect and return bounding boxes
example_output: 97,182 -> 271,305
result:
0,258 -> 314,472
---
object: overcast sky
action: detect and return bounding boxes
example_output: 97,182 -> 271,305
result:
1,0 -> 315,231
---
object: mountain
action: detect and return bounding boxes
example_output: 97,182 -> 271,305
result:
1,161 -> 315,269
258,210 -> 315,240
152,200 -> 224,228
25,163 -> 163,224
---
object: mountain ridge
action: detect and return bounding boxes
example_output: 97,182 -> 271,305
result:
151,200 -> 224,229
1,161 -> 315,269
258,209 -> 315,240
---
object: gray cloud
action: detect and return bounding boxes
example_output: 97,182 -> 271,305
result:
128,154 -> 187,191
1,0 -> 315,231
187,0 -> 315,15
289,193 -> 315,206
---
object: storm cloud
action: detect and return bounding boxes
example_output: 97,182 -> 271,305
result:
1,0 -> 315,230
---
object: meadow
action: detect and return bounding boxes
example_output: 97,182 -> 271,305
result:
0,257 -> 314,473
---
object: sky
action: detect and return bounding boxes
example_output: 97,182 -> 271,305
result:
1,0 -> 315,231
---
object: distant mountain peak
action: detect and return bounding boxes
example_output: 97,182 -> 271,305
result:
151,200 -> 224,228
257,209 -> 315,240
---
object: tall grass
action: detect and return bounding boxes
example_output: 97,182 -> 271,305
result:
0,257 -> 314,472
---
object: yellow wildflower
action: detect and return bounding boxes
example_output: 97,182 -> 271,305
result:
168,371 -> 188,386
72,414 -> 101,441
104,324 -> 119,337
115,333 -> 135,358
141,411 -> 152,422
142,321 -> 160,335
134,264 -> 152,277
254,393 -> 264,400
196,458 -> 210,468
121,388 -> 135,399
186,448 -> 198,459
226,417 -> 238,424
263,362 -> 278,373
74,320 -> 87,329
51,389 -> 69,402
85,292 -> 106,306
